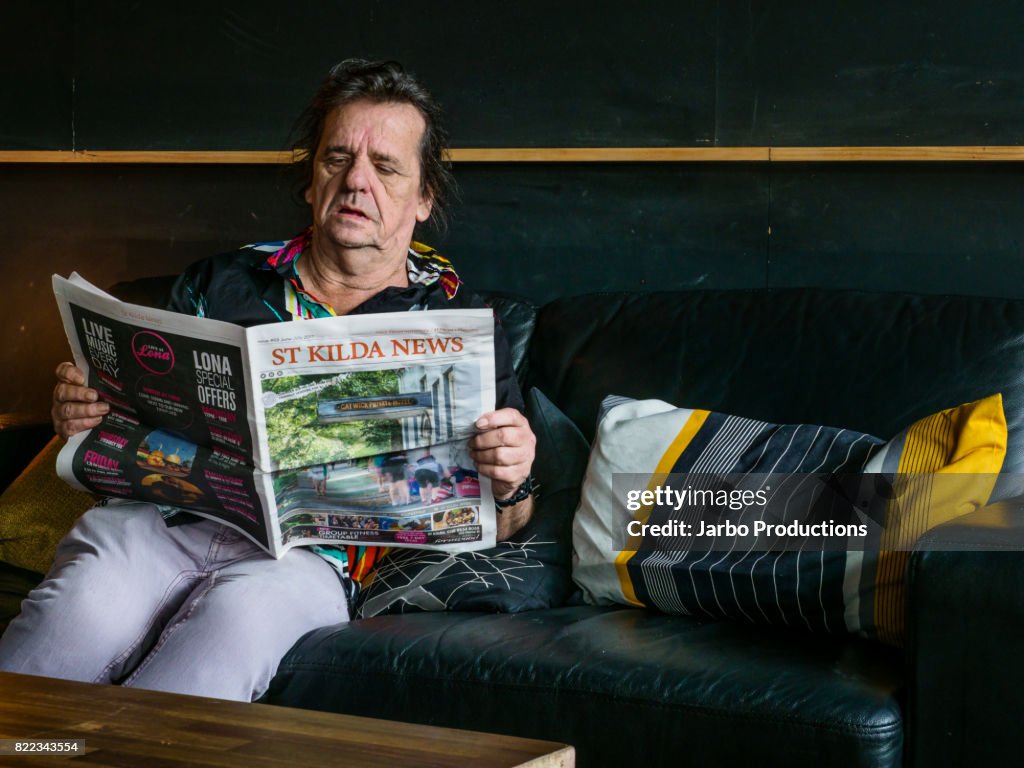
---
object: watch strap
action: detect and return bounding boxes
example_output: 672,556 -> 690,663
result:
494,474 -> 536,511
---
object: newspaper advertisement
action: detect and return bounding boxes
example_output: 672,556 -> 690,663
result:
52,274 -> 498,557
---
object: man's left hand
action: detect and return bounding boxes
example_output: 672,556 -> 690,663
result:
470,408 -> 536,500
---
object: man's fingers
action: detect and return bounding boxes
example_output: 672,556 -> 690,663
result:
52,360 -> 104,438
470,408 -> 536,488
54,415 -> 104,439
55,362 -> 86,386
471,427 -> 510,451
471,443 -> 533,486
66,416 -> 104,435
51,398 -> 109,435
470,424 -> 536,451
474,407 -> 529,431
469,444 -> 531,468
54,382 -> 100,404
53,400 -> 108,421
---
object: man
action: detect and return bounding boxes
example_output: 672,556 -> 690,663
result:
0,60 -> 536,701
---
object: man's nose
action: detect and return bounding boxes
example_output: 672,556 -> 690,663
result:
342,154 -> 371,191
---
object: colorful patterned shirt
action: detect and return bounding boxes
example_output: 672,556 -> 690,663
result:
165,229 -> 522,609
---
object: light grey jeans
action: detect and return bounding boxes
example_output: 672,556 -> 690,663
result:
0,501 -> 348,701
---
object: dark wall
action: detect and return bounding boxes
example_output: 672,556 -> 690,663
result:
8,1 -> 1024,149
2,1 -> 1024,423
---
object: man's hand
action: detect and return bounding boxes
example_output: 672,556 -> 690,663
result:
51,362 -> 108,438
470,408 -> 536,540
470,408 -> 535,497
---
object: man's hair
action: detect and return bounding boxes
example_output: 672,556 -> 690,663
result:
293,59 -> 455,230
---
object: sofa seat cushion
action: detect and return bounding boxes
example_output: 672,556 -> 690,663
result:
265,606 -> 903,768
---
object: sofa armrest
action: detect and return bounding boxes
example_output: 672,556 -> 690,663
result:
906,497 -> 1024,768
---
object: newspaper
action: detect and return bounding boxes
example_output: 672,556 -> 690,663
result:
52,273 -> 498,557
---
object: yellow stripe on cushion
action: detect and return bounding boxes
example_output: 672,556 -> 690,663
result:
614,408 -> 711,606
874,394 -> 1007,644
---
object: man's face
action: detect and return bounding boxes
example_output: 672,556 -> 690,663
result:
305,100 -> 432,260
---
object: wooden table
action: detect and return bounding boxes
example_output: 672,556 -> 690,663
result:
0,672 -> 574,767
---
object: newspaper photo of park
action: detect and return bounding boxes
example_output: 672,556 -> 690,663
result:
260,362 -> 479,472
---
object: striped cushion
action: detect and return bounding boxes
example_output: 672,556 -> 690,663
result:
572,394 -> 1007,645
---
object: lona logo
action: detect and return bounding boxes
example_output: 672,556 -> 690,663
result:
131,331 -> 175,374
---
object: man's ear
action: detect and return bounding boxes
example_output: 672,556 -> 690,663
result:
416,192 -> 433,223
304,184 -> 313,206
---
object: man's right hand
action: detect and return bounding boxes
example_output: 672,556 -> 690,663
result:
52,362 -> 109,438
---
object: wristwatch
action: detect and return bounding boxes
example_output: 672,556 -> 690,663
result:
494,474 -> 536,511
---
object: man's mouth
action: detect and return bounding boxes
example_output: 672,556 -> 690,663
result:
337,204 -> 370,220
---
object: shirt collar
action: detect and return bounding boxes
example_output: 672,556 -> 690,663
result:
258,227 -> 461,300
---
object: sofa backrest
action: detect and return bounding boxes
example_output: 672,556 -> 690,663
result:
477,291 -> 537,387
111,277 -> 1024,492
526,289 -> 1024,495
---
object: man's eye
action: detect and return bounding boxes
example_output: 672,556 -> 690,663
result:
376,165 -> 396,175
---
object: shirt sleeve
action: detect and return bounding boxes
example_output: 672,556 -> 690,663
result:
166,260 -> 209,317
493,317 -> 526,413
464,292 -> 528,415
458,290 -> 527,414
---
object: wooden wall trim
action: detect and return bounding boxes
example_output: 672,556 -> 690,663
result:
450,147 -> 771,161
768,146 -> 1024,162
0,150 -> 300,164
1,146 -> 1023,164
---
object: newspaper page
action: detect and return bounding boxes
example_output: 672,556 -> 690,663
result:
52,275 -> 498,557
245,309 -> 498,555
52,275 -> 275,549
